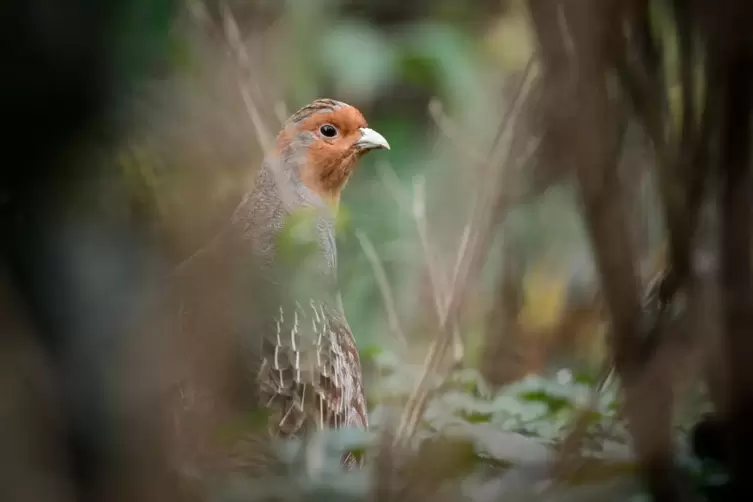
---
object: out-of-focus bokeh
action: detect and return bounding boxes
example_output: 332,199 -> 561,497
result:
4,0 -> 748,501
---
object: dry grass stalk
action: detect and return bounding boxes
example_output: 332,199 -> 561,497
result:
370,61 -> 538,452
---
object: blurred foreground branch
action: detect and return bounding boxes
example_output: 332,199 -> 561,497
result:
529,0 -> 689,499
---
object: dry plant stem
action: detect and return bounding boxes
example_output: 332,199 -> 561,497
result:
377,163 -> 464,362
372,171 -> 462,444
424,60 -> 536,331
273,101 -> 290,128
427,100 -> 491,166
355,230 -> 408,347
412,57 -> 536,329
389,64 -> 536,450
219,2 -> 299,212
411,176 -> 463,363
170,2 -> 297,277
220,1 -> 273,151
411,177 -> 449,314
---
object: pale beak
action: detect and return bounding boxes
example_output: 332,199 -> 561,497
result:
355,127 -> 390,151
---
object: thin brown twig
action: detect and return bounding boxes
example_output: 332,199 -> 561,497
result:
376,161 -> 463,356
411,176 -> 451,313
450,223 -> 473,299
427,99 -> 491,166
220,1 -> 274,151
209,2 -> 301,214
380,91 -> 536,366
377,165 -> 466,365
390,61 -> 537,450
411,175 -> 465,364
376,167 -> 459,448
167,1 -> 284,279
355,230 -> 409,347
273,101 -> 290,128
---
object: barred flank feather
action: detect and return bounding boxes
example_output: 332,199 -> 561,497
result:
256,299 -> 367,467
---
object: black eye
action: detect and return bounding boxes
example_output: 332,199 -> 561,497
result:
319,124 -> 338,138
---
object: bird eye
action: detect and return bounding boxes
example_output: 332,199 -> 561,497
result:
319,124 -> 338,138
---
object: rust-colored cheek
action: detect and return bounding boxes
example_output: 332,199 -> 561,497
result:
300,145 -> 359,205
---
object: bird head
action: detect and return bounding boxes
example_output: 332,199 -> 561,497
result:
274,98 -> 389,205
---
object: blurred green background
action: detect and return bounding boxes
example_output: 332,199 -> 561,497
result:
111,0 -> 622,383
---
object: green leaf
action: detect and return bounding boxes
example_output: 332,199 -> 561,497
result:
358,343 -> 385,363
334,205 -> 352,234
519,390 -> 573,415
443,422 -> 554,465
276,207 -> 323,265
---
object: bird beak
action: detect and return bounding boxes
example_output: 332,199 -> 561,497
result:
355,127 -> 390,151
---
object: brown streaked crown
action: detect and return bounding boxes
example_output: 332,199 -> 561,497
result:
287,98 -> 347,124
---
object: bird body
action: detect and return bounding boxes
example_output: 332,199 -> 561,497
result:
224,99 -> 389,465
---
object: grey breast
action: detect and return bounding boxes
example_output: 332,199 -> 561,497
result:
229,158 -> 348,419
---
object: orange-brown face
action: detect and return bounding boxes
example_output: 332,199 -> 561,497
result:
275,99 -> 389,205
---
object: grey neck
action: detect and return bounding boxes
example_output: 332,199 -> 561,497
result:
232,156 -> 341,304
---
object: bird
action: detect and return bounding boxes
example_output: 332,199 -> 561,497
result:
220,98 -> 390,468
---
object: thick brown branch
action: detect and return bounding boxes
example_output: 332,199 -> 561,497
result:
529,0 -> 688,498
